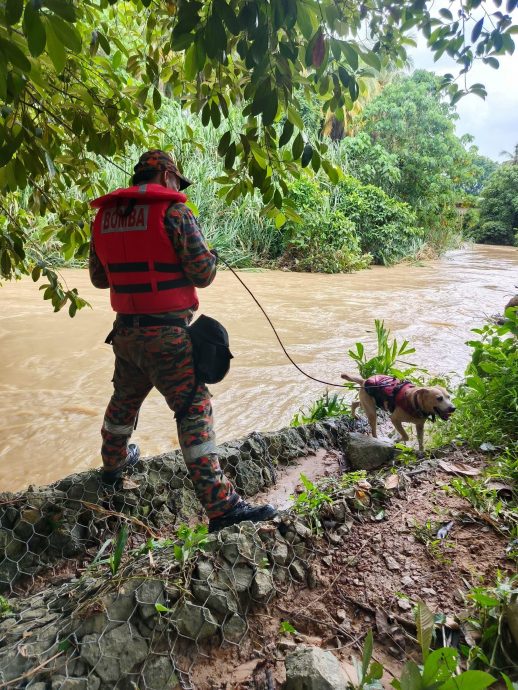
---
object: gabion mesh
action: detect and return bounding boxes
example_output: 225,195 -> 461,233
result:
0,416 -> 390,689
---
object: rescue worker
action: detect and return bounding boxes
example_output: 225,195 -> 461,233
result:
89,150 -> 276,533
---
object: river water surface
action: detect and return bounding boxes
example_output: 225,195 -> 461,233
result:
1,244 -> 517,492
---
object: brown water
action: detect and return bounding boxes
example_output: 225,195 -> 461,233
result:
1,244 -> 517,492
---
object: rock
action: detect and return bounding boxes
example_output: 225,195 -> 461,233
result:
27,684 -> 48,690
51,677 -> 91,690
191,580 -> 239,615
284,646 -> 347,690
397,599 -> 412,611
141,655 -> 178,690
135,579 -> 165,619
289,560 -> 306,583
251,568 -> 274,602
348,432 -> 397,470
271,540 -> 289,566
222,614 -> 247,643
384,556 -> 400,571
80,624 -> 148,682
172,601 -> 218,640
401,575 -> 414,586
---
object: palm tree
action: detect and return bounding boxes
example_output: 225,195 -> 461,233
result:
499,143 -> 518,165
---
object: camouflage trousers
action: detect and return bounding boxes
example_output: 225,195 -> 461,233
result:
101,324 -> 240,519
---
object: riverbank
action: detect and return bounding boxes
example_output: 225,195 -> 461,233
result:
0,417 -> 515,688
1,244 -> 517,493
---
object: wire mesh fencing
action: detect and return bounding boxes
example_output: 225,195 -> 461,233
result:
0,416 -> 390,689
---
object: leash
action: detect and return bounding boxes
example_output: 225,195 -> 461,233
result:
218,255 -> 354,389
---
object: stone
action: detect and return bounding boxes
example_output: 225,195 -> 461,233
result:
222,614 -> 247,643
289,561 -> 306,583
384,556 -> 400,571
191,580 -> 239,615
220,532 -> 264,565
347,432 -> 397,470
80,624 -> 149,683
401,575 -> 414,586
271,540 -> 289,566
141,655 -> 178,690
284,646 -> 347,690
251,569 -> 274,602
135,579 -> 165,619
397,599 -> 412,611
51,677 -> 89,690
172,601 -> 218,640
27,684 -> 47,690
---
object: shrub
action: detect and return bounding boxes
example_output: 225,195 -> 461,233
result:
443,308 -> 518,447
331,176 -> 424,265
475,164 -> 518,246
281,178 -> 371,273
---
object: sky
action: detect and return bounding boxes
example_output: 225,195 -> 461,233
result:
410,34 -> 518,162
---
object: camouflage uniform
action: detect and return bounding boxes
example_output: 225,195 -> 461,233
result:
90,201 -> 240,519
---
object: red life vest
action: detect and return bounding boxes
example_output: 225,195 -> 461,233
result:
364,375 -> 416,415
91,184 -> 198,314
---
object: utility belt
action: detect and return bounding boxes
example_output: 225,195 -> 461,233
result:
105,313 -> 233,422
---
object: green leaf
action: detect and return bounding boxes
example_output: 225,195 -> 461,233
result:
214,0 -> 240,35
24,3 -> 47,57
0,37 -> 31,72
342,41 -> 359,70
154,603 -> 170,613
43,0 -> 77,22
6,0 -> 24,25
44,17 -> 66,72
47,14 -> 81,52
153,87 -> 161,111
472,18 -> 484,42
441,671 -> 495,690
292,132 -> 304,160
361,630 -> 374,680
322,159 -> 338,183
422,648 -> 458,687
439,8 -> 453,20
205,13 -> 226,58
184,43 -> 198,80
262,89 -> 278,126
287,105 -> 304,130
217,130 -> 231,156
361,50 -> 381,71
279,120 -> 294,147
416,601 -> 434,661
301,143 -> 312,167
297,2 -> 315,39
400,661 -> 422,690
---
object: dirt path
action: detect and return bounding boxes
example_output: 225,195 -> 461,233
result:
186,446 -> 513,689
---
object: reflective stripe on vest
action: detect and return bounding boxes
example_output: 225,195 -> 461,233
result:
91,184 -> 198,314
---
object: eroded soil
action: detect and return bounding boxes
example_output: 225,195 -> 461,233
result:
185,445 -> 513,689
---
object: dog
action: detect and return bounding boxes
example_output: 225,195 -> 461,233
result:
341,373 -> 455,451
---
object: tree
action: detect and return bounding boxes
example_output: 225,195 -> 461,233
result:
359,70 -> 484,232
474,163 -> 518,245
0,0 -> 517,312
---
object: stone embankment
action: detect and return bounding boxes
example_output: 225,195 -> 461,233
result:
0,417 -> 397,689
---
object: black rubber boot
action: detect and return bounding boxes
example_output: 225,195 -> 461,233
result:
101,443 -> 140,486
208,501 -> 277,533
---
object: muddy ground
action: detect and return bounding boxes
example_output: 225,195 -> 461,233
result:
183,442 -> 513,689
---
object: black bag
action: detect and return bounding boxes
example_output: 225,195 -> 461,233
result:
187,314 -> 233,384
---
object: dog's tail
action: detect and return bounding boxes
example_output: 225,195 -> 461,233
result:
341,372 -> 365,386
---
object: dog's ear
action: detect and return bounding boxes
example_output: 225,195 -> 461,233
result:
415,388 -> 430,412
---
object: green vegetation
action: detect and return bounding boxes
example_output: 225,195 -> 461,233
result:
440,308 -> 518,448
0,2 -> 517,311
473,162 -> 518,246
291,390 -> 351,427
291,473 -> 333,534
347,319 -> 421,380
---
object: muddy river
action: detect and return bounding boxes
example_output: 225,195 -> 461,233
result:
1,244 -> 517,492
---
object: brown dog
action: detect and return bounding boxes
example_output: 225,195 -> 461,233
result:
341,373 -> 455,451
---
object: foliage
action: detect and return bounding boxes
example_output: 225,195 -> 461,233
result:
412,519 -> 454,565
346,319 -> 422,380
291,390 -> 351,427
0,1 -> 516,309
473,163 -> 518,246
332,132 -> 401,190
109,524 -> 129,576
281,178 -> 371,273
331,174 -> 423,264
291,473 -> 332,534
173,523 -> 208,566
359,71 -> 484,249
279,620 -> 298,635
462,574 -> 518,677
443,308 -> 518,447
353,602 -> 496,690
0,594 -> 12,617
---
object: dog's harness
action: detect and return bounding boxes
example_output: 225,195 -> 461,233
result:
364,375 -> 434,420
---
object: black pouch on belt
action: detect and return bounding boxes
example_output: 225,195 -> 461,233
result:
187,314 -> 233,384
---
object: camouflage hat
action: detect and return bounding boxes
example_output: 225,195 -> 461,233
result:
133,150 -> 192,190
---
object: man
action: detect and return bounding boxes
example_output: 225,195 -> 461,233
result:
89,150 -> 276,533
